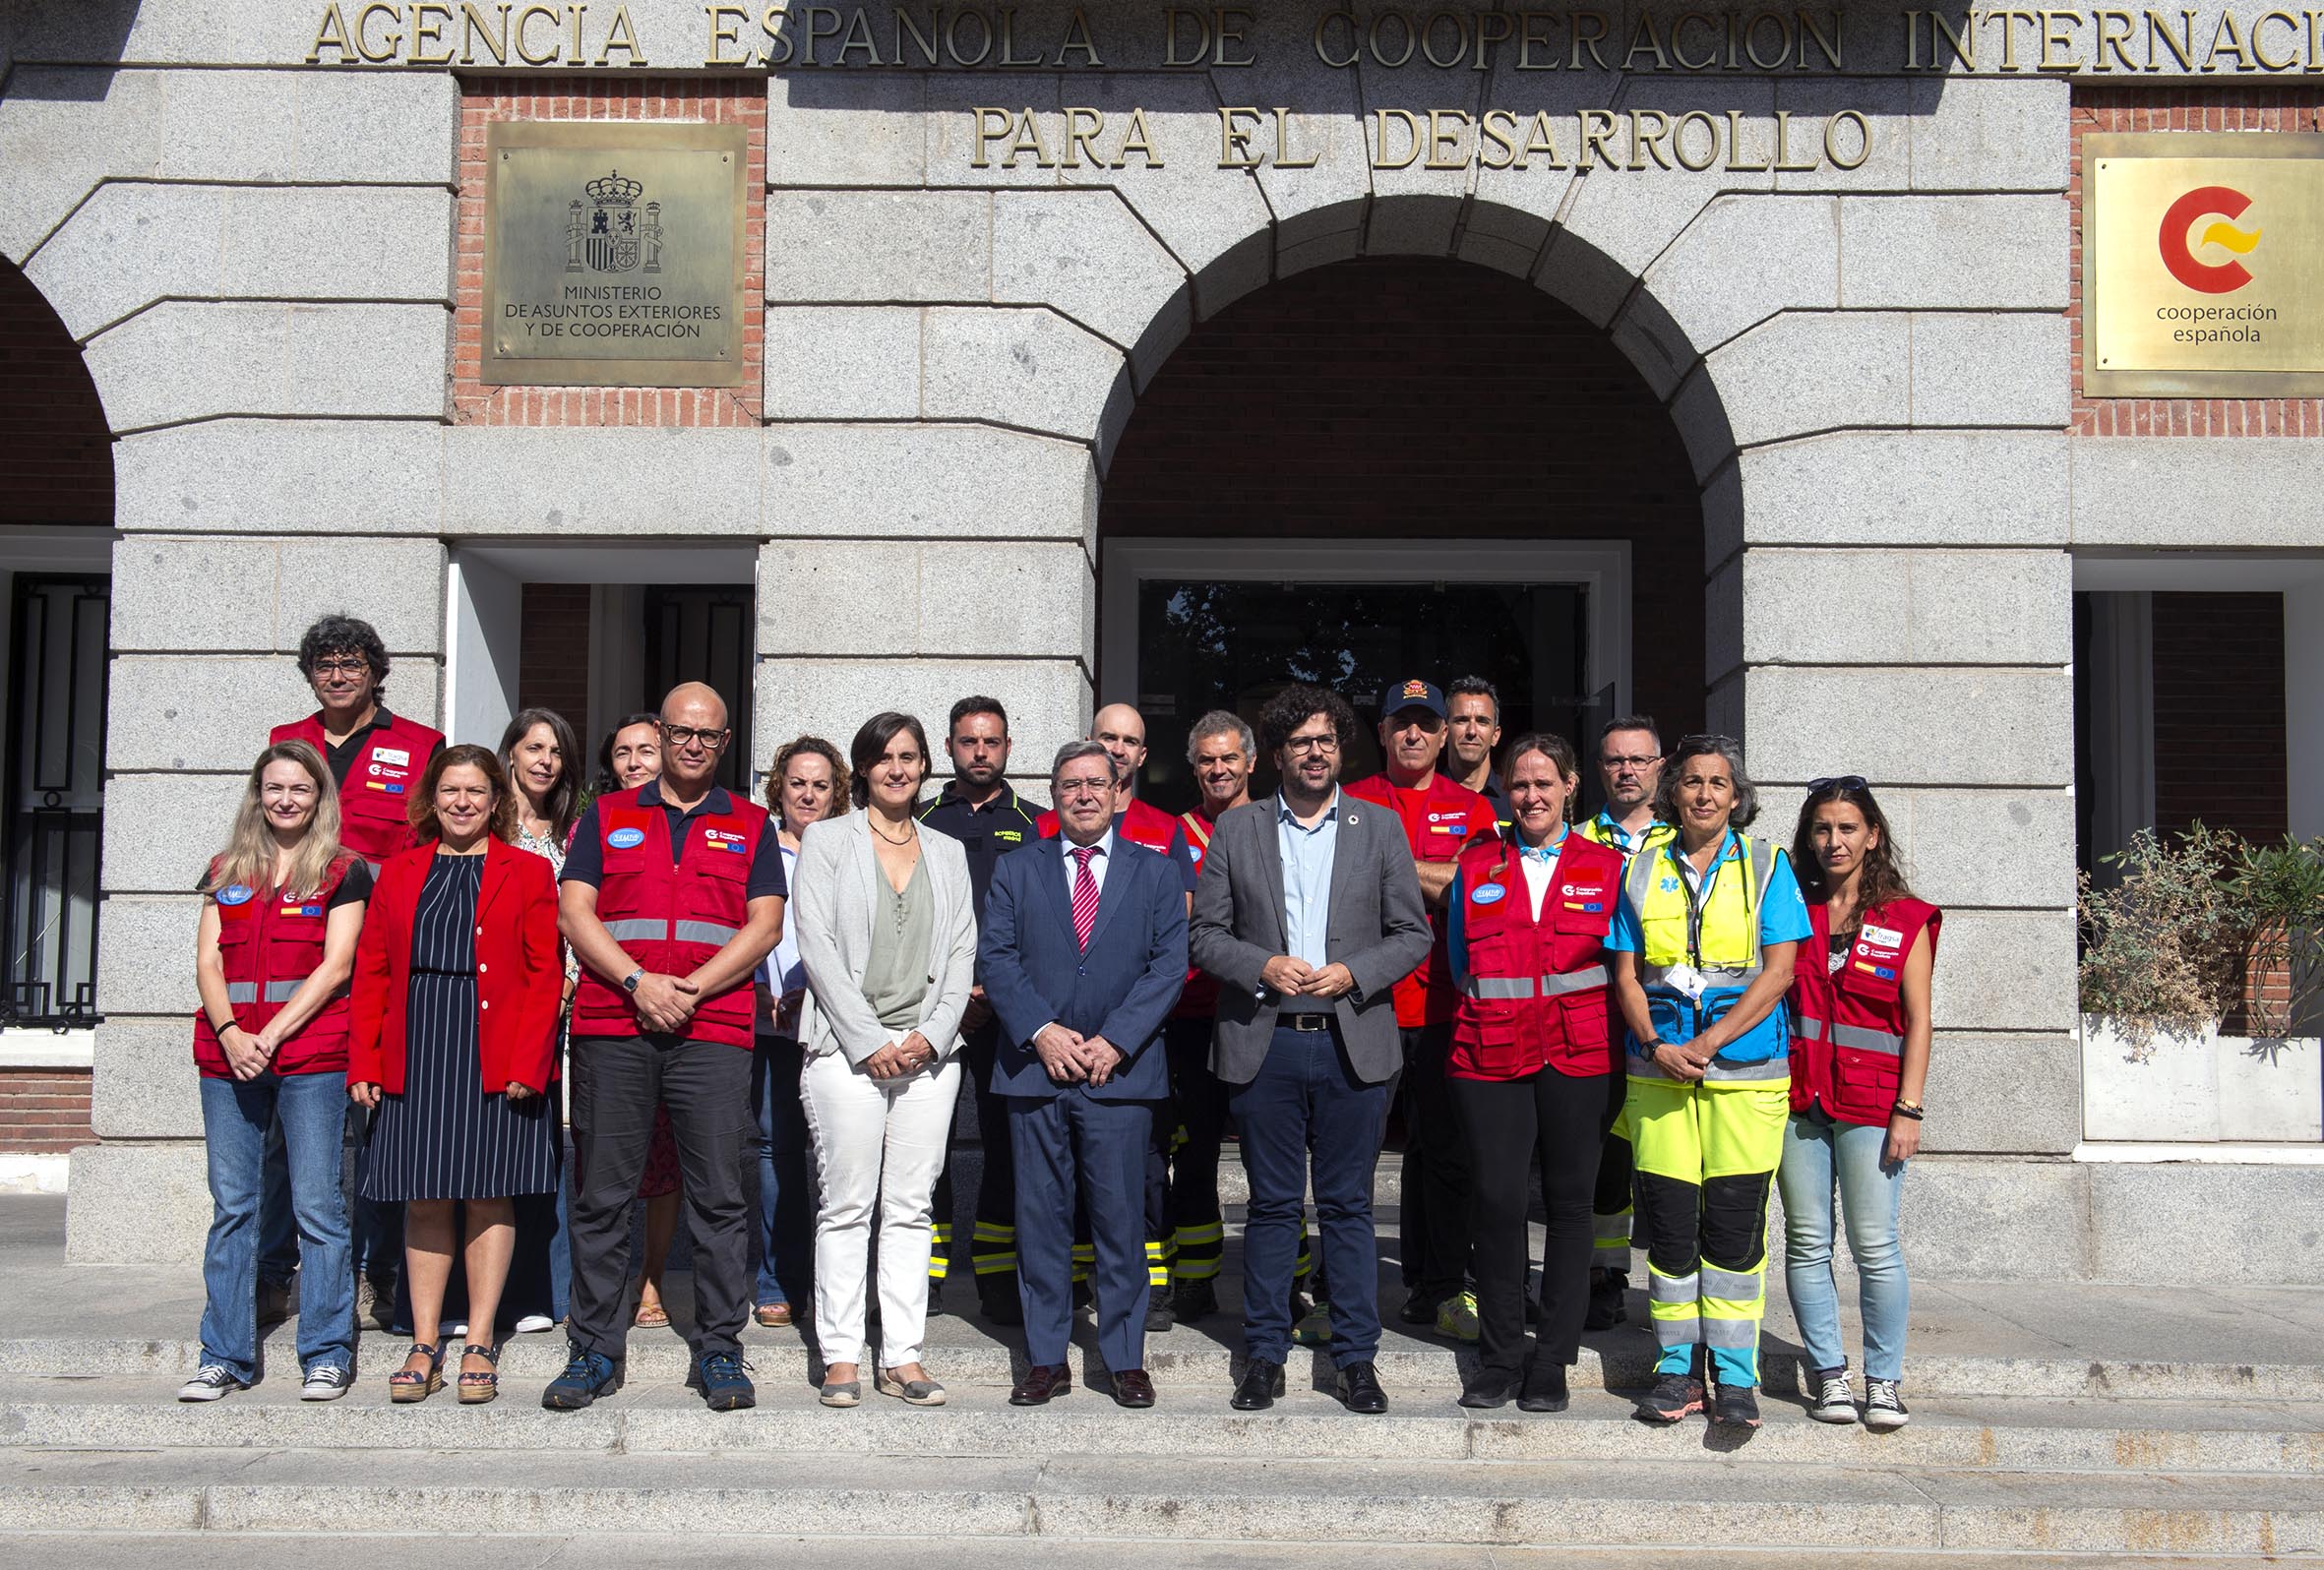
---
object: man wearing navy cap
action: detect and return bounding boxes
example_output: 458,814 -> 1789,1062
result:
1343,678 -> 1498,1344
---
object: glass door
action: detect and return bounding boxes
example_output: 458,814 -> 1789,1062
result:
3,574 -> 107,1026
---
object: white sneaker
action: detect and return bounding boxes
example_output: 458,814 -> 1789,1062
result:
300,1364 -> 353,1402
177,1364 -> 247,1402
1864,1377 -> 1911,1431
513,1314 -> 555,1334
1809,1369 -> 1859,1423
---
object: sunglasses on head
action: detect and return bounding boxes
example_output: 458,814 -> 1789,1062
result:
1806,774 -> 1869,793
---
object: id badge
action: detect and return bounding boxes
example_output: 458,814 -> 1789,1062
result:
1664,962 -> 1707,1000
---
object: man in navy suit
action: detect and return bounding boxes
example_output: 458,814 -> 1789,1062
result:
980,740 -> 1190,1408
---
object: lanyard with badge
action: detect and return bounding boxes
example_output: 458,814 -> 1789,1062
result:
1661,829 -> 1756,997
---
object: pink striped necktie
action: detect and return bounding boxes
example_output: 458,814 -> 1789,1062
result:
1070,844 -> 1102,951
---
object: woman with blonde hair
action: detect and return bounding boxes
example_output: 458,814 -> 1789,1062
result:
750,734 -> 849,1327
180,741 -> 369,1404
350,746 -> 563,1404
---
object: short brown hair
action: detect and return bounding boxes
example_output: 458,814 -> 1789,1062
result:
410,744 -> 520,844
764,734 -> 850,818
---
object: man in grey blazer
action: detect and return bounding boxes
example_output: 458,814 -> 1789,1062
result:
1189,685 -> 1431,1414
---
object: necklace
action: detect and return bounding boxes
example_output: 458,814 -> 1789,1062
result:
869,815 -> 916,846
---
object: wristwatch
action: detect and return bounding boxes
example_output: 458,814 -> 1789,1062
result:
622,968 -> 644,994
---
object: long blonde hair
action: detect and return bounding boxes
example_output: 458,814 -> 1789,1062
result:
203,742 -> 352,900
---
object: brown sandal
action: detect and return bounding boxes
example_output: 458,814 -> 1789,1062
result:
754,1301 -> 792,1328
457,1341 -> 502,1405
389,1343 -> 444,1404
634,1300 -> 670,1329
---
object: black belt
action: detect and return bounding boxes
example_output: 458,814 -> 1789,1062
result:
1279,1012 -> 1335,1033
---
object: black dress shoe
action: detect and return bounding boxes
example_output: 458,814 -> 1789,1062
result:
980,1289 -> 1024,1327
1230,1359 -> 1286,1412
1518,1359 -> 1570,1414
1335,1360 -> 1388,1415
1396,1290 -> 1438,1326
1457,1373 -> 1518,1410
1112,1368 -> 1157,1408
1171,1279 -> 1218,1322
1009,1363 -> 1072,1406
1144,1287 -> 1176,1333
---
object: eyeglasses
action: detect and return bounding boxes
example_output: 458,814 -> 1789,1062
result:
1283,736 -> 1340,755
1601,754 -> 1659,769
1056,778 -> 1113,800
660,723 -> 731,749
1807,775 -> 1869,793
311,658 -> 370,678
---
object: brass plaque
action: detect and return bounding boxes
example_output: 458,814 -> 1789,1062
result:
483,121 -> 747,388
2086,133 -> 2324,398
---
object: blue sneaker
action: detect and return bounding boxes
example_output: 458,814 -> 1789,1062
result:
689,1350 -> 757,1411
541,1342 -> 623,1411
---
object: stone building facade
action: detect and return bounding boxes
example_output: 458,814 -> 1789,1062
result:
1,0 -> 2317,1278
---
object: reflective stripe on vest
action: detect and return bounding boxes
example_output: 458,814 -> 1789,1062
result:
1462,964 -> 1612,1003
224,982 -> 259,1004
603,916 -> 744,948
674,919 -> 741,946
1624,833 -> 1776,984
1796,1015 -> 1906,1057
603,918 -> 666,943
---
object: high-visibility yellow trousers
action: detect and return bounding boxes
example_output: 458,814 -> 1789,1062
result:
1626,1073 -> 1789,1389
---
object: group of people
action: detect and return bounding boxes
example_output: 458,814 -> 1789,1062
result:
181,616 -> 1936,1432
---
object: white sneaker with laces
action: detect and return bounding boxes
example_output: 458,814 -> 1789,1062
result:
300,1364 -> 353,1402
177,1364 -> 246,1402
513,1314 -> 555,1334
1809,1369 -> 1859,1423
1864,1377 -> 1910,1430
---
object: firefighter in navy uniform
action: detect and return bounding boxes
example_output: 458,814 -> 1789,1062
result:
918,696 -> 1044,1323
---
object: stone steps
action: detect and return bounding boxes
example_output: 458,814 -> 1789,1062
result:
10,1318 -> 2324,1404
4,1376 -> 2320,1476
2,1442 -> 2319,1552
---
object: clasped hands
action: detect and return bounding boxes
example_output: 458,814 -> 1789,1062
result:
630,970 -> 702,1033
1032,1023 -> 1125,1087
865,1030 -> 938,1080
1644,1035 -> 1719,1082
1259,954 -> 1356,1002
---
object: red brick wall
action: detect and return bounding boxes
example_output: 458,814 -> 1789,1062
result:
454,79 -> 765,426
0,259 -> 112,525
518,583 -> 592,722
2070,89 -> 2324,437
0,1068 -> 93,1154
2150,591 -> 2287,844
1101,257 -> 1705,738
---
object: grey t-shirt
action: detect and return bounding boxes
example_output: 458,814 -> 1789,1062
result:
861,854 -> 934,1034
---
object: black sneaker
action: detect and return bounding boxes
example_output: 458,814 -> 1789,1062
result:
1864,1378 -> 1910,1431
688,1350 -> 757,1412
1584,1270 -> 1627,1331
1517,1359 -> 1569,1414
1171,1279 -> 1218,1322
541,1342 -> 623,1411
925,1279 -> 947,1318
1808,1367 -> 1859,1424
979,1286 -> 1024,1327
1396,1289 -> 1439,1326
1143,1286 -> 1175,1333
1711,1383 -> 1761,1429
1632,1371 -> 1705,1423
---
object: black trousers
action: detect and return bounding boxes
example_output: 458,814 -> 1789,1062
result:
932,1018 -> 1018,1302
567,1033 -> 754,1362
1162,1015 -> 1229,1282
1448,1063 -> 1617,1382
1397,1021 -> 1470,1302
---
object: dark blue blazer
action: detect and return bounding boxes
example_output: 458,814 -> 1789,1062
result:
979,833 -> 1189,1101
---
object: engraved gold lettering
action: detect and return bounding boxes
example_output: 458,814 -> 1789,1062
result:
1673,108 -> 1721,167
1114,107 -> 1163,166
1627,108 -> 1673,166
1673,12 -> 1720,69
1275,107 -> 1318,165
1572,10 -> 1611,67
1215,8 -> 1256,64
1163,7 -> 1209,65
971,105 -> 1014,168
834,6 -> 882,63
1422,10 -> 1470,68
1474,12 -> 1512,68
999,8 -> 1043,65
1577,107 -> 1619,166
2092,9 -> 2136,69
411,3 -> 456,62
1823,107 -> 1869,167
1315,9 -> 1360,65
893,6 -> 939,64
2037,8 -> 2081,67
1519,110 -> 1567,165
596,3 -> 647,63
1518,11 -> 1560,68
705,3 -> 750,65
1371,11 -> 1417,65
2206,9 -> 2256,67
355,0 -> 404,61
1374,108 -> 1423,166
2144,7 -> 2196,70
1743,12 -> 1791,69
1772,107 -> 1819,168
1624,14 -> 1672,70
1800,10 -> 1843,66
1059,8 -> 1103,65
1219,105 -> 1265,165
948,7 -> 993,65
759,5 -> 794,65
514,2 -> 561,61
1478,108 -> 1521,166
2252,9 -> 2297,67
305,4 -> 356,62
1426,108 -> 1469,166
1725,108 -> 1771,169
1063,106 -> 1106,167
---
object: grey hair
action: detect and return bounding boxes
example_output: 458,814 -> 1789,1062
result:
1654,734 -> 1759,828
1051,738 -> 1120,785
1185,709 -> 1256,763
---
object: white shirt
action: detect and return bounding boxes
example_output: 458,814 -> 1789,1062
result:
1060,827 -> 1115,902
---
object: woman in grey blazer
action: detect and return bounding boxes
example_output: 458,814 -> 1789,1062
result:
792,712 -> 977,1409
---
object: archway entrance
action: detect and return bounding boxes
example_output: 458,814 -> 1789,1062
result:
1098,257 -> 1705,807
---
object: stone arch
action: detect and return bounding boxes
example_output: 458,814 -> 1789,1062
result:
0,254 -> 113,527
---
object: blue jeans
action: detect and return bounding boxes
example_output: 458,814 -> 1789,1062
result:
1229,1021 -> 1389,1368
1777,1108 -> 1909,1382
752,1035 -> 813,1306
198,1071 -> 356,1382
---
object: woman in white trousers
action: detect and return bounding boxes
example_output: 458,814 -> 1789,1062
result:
792,711 -> 976,1409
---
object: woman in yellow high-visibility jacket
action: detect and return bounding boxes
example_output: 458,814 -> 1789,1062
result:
1607,735 -> 1809,1430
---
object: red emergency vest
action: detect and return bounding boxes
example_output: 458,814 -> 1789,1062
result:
1172,807 -> 1224,1018
270,710 -> 444,869
1787,896 -> 1941,1125
570,787 -> 771,1049
193,854 -> 360,1078
1448,831 -> 1623,1080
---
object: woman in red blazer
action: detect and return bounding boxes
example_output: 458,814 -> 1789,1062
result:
349,745 -> 562,1405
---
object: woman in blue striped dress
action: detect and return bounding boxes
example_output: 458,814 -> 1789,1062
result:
350,746 -> 564,1404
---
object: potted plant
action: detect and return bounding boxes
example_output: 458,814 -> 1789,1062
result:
2078,824 -> 2324,1143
